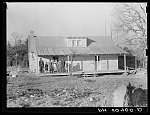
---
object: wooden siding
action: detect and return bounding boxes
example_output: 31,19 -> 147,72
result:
109,59 -> 118,70
71,55 -> 94,72
97,55 -> 118,71
81,55 -> 95,71
100,60 -> 108,70
108,55 -> 118,70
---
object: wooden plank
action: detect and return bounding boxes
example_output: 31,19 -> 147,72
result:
109,59 -> 118,70
82,55 -> 95,71
124,54 -> 126,73
83,61 -> 95,71
101,60 -> 107,70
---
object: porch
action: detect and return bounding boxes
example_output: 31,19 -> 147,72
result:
37,54 -> 128,72
37,69 -> 126,77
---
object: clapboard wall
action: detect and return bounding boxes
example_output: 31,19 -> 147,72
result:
71,55 -> 95,72
97,55 -> 118,71
72,54 -> 118,72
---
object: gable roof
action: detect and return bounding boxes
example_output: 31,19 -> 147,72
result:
33,36 -> 127,55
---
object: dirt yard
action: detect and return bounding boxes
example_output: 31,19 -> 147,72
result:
7,68 -> 147,107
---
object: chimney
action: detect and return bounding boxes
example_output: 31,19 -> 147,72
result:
30,31 -> 34,38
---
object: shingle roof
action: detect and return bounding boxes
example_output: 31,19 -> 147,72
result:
35,36 -> 66,48
34,36 -> 127,55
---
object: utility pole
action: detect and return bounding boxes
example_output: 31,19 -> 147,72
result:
110,24 -> 112,39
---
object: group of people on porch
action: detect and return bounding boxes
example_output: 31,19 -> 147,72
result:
39,58 -> 68,73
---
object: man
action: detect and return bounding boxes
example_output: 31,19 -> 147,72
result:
39,58 -> 44,73
61,58 -> 66,72
49,59 -> 54,73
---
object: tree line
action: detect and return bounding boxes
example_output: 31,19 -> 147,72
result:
112,3 -> 147,68
7,32 -> 29,67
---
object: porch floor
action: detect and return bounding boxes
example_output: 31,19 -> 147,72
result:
37,69 -> 126,77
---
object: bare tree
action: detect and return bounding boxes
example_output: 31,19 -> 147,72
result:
10,32 -> 23,46
112,3 -> 147,68
7,32 -> 28,67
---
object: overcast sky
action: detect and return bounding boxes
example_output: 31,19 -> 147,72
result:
7,2 -> 115,42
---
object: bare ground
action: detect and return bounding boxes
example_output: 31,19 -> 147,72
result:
7,69 -> 147,107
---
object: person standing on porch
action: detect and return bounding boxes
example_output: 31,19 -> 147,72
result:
39,58 -> 44,73
45,62 -> 48,73
65,63 -> 68,72
63,60 -> 66,72
58,61 -> 61,73
56,61 -> 59,73
53,61 -> 57,72
61,58 -> 65,72
49,59 -> 54,73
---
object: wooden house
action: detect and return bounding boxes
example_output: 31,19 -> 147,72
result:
28,31 -> 134,75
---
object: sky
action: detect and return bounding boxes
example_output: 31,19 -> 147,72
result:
7,2 -> 115,43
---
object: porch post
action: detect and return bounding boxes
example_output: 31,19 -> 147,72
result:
124,54 -> 126,73
36,55 -> 38,75
135,56 -> 137,69
67,55 -> 69,73
96,55 -> 98,71
107,59 -> 109,70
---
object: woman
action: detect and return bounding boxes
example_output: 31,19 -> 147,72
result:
53,61 -> 57,72
49,60 -> 54,73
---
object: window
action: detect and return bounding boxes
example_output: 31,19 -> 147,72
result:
72,40 -> 76,47
77,40 -> 82,46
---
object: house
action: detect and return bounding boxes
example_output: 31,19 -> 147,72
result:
28,31 -> 134,75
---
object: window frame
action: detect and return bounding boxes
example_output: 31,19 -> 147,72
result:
72,40 -> 77,47
77,40 -> 82,47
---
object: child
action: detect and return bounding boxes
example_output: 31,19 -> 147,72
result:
53,61 -> 57,72
45,62 -> 48,73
